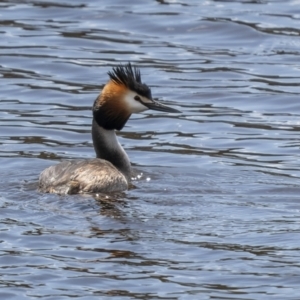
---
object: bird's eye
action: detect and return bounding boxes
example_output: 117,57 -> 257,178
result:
134,95 -> 141,101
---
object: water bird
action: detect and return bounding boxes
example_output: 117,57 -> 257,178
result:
39,63 -> 180,194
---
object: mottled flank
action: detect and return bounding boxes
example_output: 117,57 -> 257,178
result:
39,159 -> 128,195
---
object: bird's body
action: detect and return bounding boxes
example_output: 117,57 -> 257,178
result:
39,158 -> 127,194
39,63 -> 180,195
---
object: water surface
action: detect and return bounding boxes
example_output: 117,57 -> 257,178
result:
1,0 -> 300,299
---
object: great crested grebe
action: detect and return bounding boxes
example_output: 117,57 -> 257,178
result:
39,63 -> 180,195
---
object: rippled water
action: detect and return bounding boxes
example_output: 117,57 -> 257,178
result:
1,0 -> 300,299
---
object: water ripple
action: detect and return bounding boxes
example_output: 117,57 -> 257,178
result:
1,0 -> 300,299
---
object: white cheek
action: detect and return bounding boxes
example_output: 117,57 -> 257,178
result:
124,91 -> 148,113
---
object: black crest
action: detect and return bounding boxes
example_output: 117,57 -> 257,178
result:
108,63 -> 152,99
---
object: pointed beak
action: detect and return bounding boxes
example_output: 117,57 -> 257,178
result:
143,99 -> 181,113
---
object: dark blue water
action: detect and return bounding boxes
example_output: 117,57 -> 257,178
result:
1,1 -> 300,299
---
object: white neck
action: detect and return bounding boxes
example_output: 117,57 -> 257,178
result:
92,119 -> 131,182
